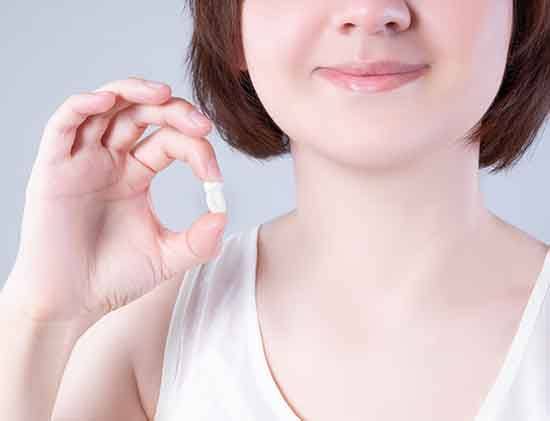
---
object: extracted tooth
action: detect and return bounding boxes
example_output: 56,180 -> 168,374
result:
203,181 -> 226,213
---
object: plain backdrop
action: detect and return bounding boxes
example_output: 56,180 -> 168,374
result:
1,1 -> 549,289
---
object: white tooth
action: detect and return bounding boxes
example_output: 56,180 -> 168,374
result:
203,181 -> 226,213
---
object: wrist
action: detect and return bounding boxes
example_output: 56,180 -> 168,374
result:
0,289 -> 101,342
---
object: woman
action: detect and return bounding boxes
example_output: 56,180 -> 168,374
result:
1,0 -> 550,420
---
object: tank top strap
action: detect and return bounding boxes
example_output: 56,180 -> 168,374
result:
153,224 -> 260,421
153,262 -> 204,421
475,246 -> 550,421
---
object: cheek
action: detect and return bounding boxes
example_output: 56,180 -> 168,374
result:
429,0 -> 513,104
241,3 -> 313,76
241,3 -> 316,124
240,0 -> 514,170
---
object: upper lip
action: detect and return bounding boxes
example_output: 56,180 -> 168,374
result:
321,60 -> 429,76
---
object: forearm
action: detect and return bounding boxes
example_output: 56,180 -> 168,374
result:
0,290 -> 93,421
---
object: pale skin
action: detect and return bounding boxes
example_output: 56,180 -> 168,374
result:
1,1 -> 549,421
0,77 -> 227,420
242,0 -> 549,419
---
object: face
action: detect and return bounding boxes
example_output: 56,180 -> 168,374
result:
240,0 -> 514,172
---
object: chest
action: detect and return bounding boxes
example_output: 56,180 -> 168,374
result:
256,285 -> 528,421
264,334 -> 509,420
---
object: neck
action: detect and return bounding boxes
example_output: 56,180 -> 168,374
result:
284,136 -> 495,301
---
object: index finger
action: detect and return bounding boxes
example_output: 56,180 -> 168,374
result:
40,78 -> 173,164
92,76 -> 172,119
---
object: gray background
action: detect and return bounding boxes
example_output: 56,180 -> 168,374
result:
1,1 -> 549,289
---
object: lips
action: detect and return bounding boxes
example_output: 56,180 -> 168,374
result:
316,63 -> 430,94
321,60 -> 429,76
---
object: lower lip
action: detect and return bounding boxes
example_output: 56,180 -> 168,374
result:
316,66 -> 429,94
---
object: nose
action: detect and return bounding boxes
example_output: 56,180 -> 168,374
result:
331,0 -> 412,36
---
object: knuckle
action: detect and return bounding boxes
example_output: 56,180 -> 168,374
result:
44,115 -> 59,133
64,93 -> 82,105
125,106 -> 149,129
99,78 -> 126,89
93,79 -> 129,96
44,112 -> 65,134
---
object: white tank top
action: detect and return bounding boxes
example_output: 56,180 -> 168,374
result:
153,222 -> 550,421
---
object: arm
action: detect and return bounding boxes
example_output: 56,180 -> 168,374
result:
50,297 -> 149,421
0,287 -> 149,421
0,289 -> 93,421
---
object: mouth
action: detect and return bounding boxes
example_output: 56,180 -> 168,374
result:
321,60 -> 429,76
316,64 -> 430,94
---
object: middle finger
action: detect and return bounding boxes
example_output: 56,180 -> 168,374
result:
100,96 -> 213,153
75,77 -> 172,151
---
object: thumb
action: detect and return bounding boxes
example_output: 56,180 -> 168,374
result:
158,212 -> 227,276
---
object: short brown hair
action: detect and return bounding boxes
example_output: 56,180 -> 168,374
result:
182,0 -> 550,174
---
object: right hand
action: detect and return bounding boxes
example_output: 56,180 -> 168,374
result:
3,77 -> 228,327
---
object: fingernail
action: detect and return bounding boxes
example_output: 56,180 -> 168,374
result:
188,109 -> 211,128
206,158 -> 223,181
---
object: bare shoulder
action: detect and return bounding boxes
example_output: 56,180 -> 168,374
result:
490,213 -> 550,288
123,270 -> 186,421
